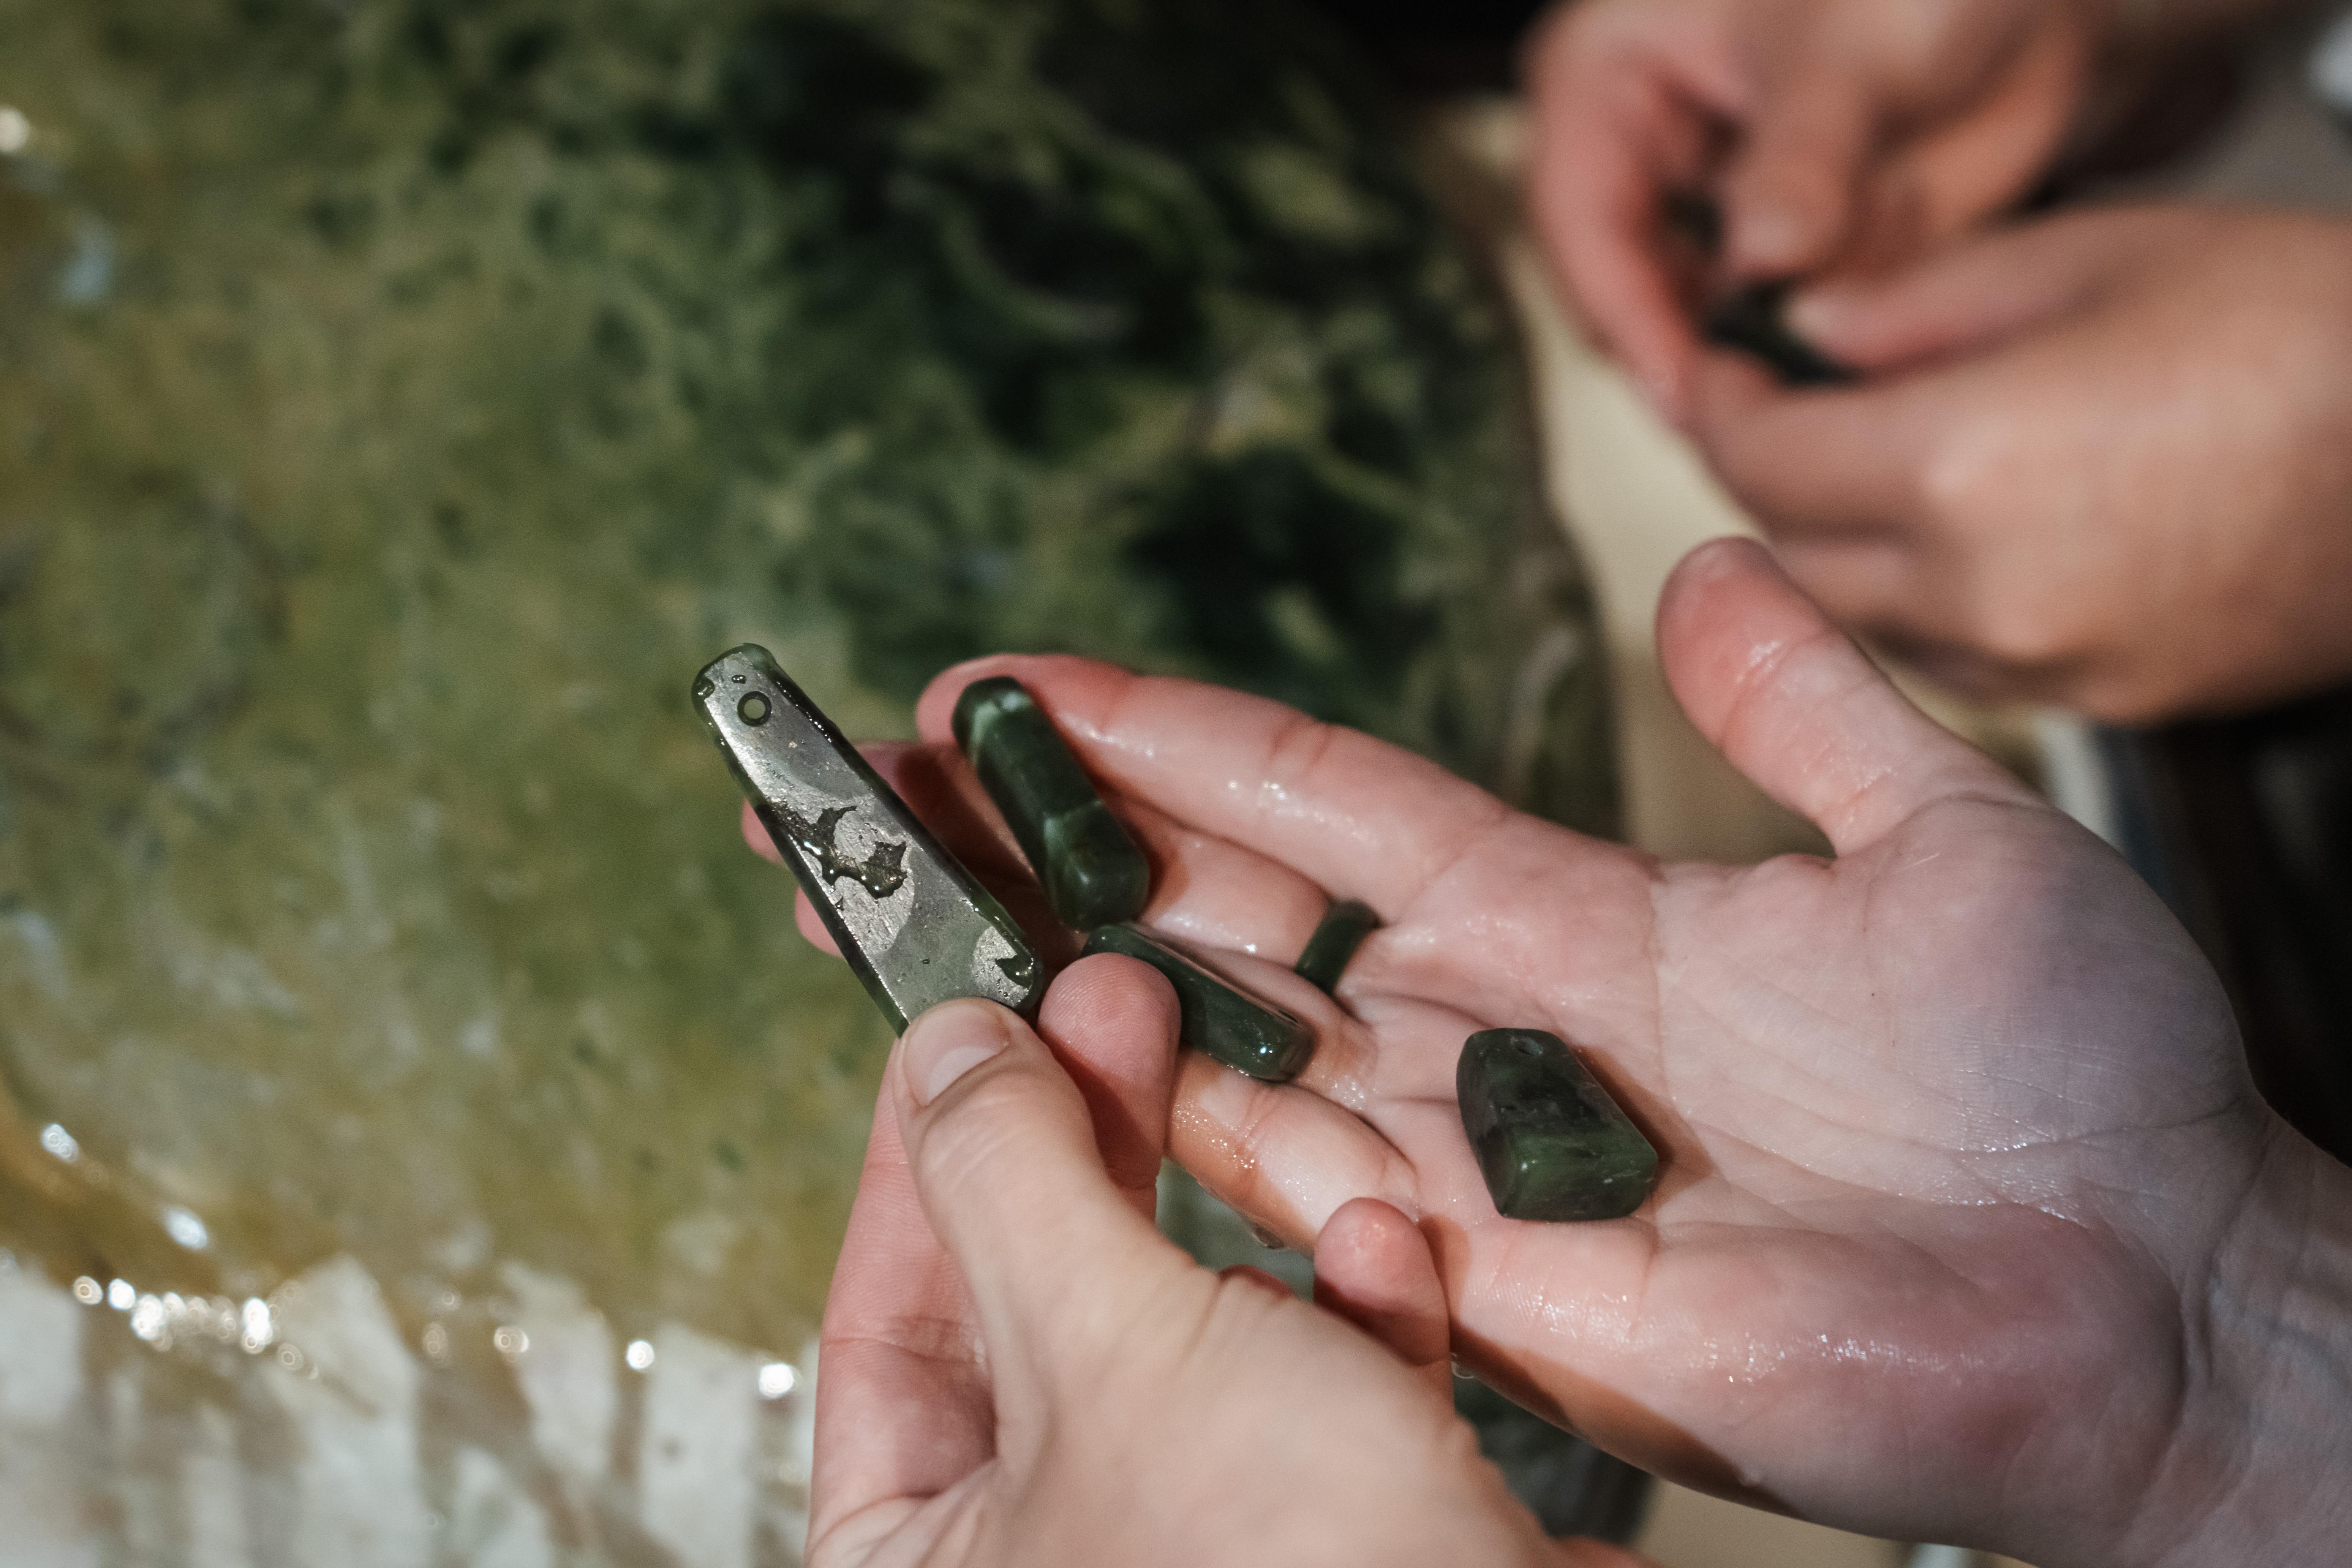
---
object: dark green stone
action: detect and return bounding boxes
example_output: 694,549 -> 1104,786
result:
1458,1029 -> 1658,1222
696,646 -> 1045,1034
953,676 -> 1150,931
1293,898 -> 1379,994
1702,283 -> 1854,387
1085,923 -> 1315,1083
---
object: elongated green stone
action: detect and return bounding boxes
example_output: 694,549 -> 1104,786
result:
953,676 -> 1151,932
1085,923 -> 1315,1083
695,645 -> 1045,1033
1458,1029 -> 1658,1222
1294,899 -> 1379,994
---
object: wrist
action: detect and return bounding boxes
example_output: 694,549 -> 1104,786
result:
2133,1121 -> 2352,1567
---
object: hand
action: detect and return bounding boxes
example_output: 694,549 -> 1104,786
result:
1527,0 -> 2104,419
848,540 -> 2352,1565
808,964 -> 1645,1568
1690,204 -> 2352,721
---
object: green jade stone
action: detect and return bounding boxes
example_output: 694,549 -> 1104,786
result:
1701,282 -> 1854,387
695,646 -> 1045,1033
953,676 -> 1151,931
1458,1029 -> 1659,1222
1086,923 -> 1315,1083
1294,898 -> 1380,994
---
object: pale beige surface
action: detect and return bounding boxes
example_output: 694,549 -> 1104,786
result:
1639,1484 -> 1910,1568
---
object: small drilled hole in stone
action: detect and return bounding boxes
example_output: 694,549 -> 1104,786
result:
738,692 -> 771,726
1516,1037 -> 1545,1057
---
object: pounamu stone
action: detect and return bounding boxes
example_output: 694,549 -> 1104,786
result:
1702,283 -> 1854,387
697,646 -> 1044,1033
1085,923 -> 1315,1083
1294,898 -> 1380,994
1458,1029 -> 1658,1222
953,676 -> 1150,932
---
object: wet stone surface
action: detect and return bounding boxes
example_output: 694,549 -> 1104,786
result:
1293,898 -> 1380,994
1458,1029 -> 1659,1223
1085,924 -> 1317,1083
953,675 -> 1150,934
702,648 -> 1044,1032
1701,282 -> 1855,387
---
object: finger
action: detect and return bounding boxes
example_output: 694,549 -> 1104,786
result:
1170,1050 -> 1422,1250
915,655 -> 1521,923
792,884 -> 840,956
1720,64 -> 1877,278
1035,953 -> 1182,1210
891,998 -> 1180,1377
808,1085 -> 989,1551
1684,351 -> 1931,537
1770,535 -> 1927,634
1655,538 -> 2036,855
1117,792 -> 1331,962
1783,217 -> 2107,372
1314,1197 -> 1451,1399
1853,19 -> 2088,263
1525,17 -> 1724,419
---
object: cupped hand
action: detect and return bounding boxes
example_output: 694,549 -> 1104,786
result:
1527,0 -> 2103,419
844,540 -> 2320,1566
1690,204 -> 2352,721
808,960 -> 1644,1568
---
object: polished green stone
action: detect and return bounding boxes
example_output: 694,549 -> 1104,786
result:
697,646 -> 1045,1033
1293,898 -> 1379,994
1085,923 -> 1315,1083
1458,1029 -> 1658,1222
953,676 -> 1150,932
1702,282 -> 1854,387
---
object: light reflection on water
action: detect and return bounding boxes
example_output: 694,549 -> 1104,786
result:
0,1248 -> 819,1565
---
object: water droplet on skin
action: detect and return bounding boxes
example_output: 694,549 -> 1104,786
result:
738,692 -> 770,726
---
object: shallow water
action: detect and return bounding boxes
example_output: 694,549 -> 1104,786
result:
0,1 -> 1612,1559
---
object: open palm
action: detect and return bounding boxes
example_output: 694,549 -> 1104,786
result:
850,540 -> 2277,1564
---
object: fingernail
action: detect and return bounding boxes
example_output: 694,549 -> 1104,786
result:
1784,287 -> 1849,345
901,1002 -> 1010,1106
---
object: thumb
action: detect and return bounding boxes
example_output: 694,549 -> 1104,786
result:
891,998 -> 1178,1369
1657,538 -> 2035,855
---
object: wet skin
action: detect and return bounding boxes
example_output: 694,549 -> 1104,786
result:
757,541 -> 2352,1565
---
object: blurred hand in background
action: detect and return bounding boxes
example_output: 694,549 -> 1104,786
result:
1688,205 -> 2352,721
1525,0 -> 2109,418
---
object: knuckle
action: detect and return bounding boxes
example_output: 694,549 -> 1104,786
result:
1261,709 -> 1342,793
913,1074 -> 1042,1191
